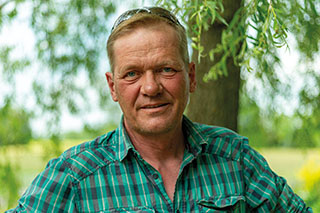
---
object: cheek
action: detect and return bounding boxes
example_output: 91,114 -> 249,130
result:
116,82 -> 140,104
165,76 -> 189,98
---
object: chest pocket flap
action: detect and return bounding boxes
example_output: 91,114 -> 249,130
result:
197,195 -> 246,212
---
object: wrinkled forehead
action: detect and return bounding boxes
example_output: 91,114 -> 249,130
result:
107,10 -> 189,73
114,21 -> 179,47
112,24 -> 184,70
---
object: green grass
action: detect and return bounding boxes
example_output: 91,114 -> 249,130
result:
1,140 -> 319,211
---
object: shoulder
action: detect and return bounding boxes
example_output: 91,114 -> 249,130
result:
47,130 -> 119,182
193,121 -> 245,140
61,130 -> 117,160
192,122 -> 269,172
7,130 -> 120,212
189,121 -> 249,161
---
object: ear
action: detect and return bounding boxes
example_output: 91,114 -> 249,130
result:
188,62 -> 196,93
105,72 -> 118,102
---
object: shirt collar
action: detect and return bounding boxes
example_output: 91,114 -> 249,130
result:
115,115 -> 209,161
182,115 -> 209,156
116,116 -> 136,161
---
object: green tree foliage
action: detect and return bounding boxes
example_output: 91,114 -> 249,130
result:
0,103 -> 32,209
0,0 -> 117,138
239,92 -> 318,147
0,101 -> 32,146
157,0 -> 319,80
157,0 -> 320,146
30,0 -> 116,133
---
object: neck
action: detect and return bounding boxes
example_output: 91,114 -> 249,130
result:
124,123 -> 185,166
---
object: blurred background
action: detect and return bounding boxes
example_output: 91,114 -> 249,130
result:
0,0 -> 319,211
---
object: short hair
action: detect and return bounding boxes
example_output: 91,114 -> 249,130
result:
106,9 -> 189,72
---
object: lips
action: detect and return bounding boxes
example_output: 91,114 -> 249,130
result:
140,103 -> 169,109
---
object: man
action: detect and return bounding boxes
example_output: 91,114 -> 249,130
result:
8,6 -> 311,212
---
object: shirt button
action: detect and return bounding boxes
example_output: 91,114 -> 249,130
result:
152,173 -> 159,179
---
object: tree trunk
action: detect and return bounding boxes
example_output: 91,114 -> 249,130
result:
187,0 -> 241,132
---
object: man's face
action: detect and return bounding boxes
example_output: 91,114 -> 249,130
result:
106,22 -> 196,136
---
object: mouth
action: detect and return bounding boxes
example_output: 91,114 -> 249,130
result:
141,103 -> 169,109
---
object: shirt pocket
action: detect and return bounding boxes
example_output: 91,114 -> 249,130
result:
197,195 -> 246,212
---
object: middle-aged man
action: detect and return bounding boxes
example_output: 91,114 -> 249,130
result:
7,6 -> 312,212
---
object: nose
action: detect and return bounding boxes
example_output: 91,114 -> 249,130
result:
140,71 -> 162,96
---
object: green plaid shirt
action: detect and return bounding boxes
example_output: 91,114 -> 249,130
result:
8,116 -> 311,212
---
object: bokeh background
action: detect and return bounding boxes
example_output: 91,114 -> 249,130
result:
1,0 -> 320,211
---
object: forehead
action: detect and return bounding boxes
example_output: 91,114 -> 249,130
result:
112,23 -> 183,70
114,22 -> 178,47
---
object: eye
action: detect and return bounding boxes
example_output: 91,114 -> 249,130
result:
159,67 -> 178,76
127,71 -> 136,77
164,67 -> 173,72
123,71 -> 140,80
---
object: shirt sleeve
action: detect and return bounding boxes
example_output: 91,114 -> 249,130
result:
6,157 -> 77,213
242,142 -> 313,212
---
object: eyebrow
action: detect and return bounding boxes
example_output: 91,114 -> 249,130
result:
153,60 -> 184,70
116,65 -> 141,77
118,60 -> 183,72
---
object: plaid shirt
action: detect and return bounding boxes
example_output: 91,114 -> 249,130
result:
7,116 -> 311,212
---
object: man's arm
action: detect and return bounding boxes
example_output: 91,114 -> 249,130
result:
6,157 -> 77,212
242,143 -> 312,212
